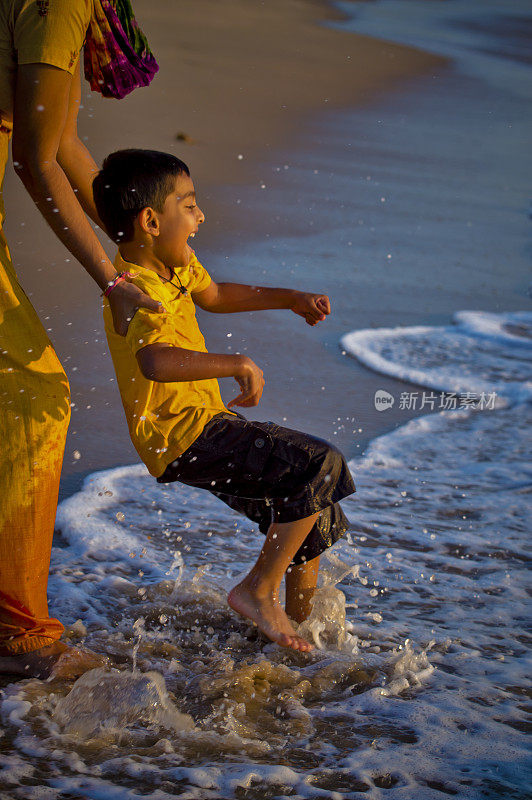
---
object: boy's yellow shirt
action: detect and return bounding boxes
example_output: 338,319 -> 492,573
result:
103,251 -> 232,477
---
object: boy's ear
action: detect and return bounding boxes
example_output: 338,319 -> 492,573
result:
138,206 -> 160,237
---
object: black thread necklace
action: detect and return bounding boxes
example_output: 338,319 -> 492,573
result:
160,266 -> 188,296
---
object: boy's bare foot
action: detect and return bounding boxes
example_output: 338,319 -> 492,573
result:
0,641 -> 109,680
227,582 -> 313,652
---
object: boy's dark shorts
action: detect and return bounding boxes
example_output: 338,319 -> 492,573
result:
157,412 -> 356,565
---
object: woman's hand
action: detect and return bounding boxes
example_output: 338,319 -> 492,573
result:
290,292 -> 331,326
108,280 -> 165,336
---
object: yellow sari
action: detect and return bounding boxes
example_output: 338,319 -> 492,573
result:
0,0 -> 91,654
0,130 -> 70,654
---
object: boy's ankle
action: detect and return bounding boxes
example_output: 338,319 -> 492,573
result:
235,574 -> 277,601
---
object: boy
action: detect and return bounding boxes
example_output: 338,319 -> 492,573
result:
94,150 -> 356,653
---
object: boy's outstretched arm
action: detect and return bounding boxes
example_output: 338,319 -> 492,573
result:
136,344 -> 264,408
193,282 -> 331,326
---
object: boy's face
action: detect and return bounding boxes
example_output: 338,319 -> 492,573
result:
154,173 -> 204,267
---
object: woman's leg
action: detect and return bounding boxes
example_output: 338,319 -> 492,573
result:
0,231 -> 70,660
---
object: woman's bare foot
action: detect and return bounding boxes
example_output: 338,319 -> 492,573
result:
227,582 -> 313,652
0,641 -> 109,680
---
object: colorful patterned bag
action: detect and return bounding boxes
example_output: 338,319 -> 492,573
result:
84,0 -> 159,99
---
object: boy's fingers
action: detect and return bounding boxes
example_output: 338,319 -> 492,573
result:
312,300 -> 327,320
228,390 -> 249,407
140,294 -> 166,313
300,299 -> 327,325
229,372 -> 264,407
228,388 -> 262,408
240,394 -> 261,407
316,296 -> 331,314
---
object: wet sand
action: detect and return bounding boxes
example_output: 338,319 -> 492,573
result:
1,0 -> 443,499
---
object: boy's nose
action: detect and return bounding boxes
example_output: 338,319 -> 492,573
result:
197,206 -> 205,224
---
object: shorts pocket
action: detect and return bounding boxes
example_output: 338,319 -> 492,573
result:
241,431 -> 275,480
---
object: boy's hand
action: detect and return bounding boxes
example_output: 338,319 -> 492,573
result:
108,280 -> 166,336
290,292 -> 331,326
228,356 -> 265,408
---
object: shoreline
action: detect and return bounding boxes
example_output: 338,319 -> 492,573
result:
1,0 -> 446,499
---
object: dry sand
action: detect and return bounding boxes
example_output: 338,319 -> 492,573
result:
2,0 -> 444,497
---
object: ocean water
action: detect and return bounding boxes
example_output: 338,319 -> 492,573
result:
341,310 -> 532,407
1,309 -> 530,798
2,1 -> 531,798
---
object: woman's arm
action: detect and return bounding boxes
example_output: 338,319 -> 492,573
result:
56,60 -> 103,227
12,62 -> 163,334
13,63 -> 115,288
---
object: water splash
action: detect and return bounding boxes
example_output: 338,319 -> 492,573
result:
52,668 -> 194,740
168,550 -> 185,601
376,638 -> 436,697
296,550 -> 361,652
131,617 -> 146,673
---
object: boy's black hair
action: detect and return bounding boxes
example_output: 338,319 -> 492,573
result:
93,149 -> 190,243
